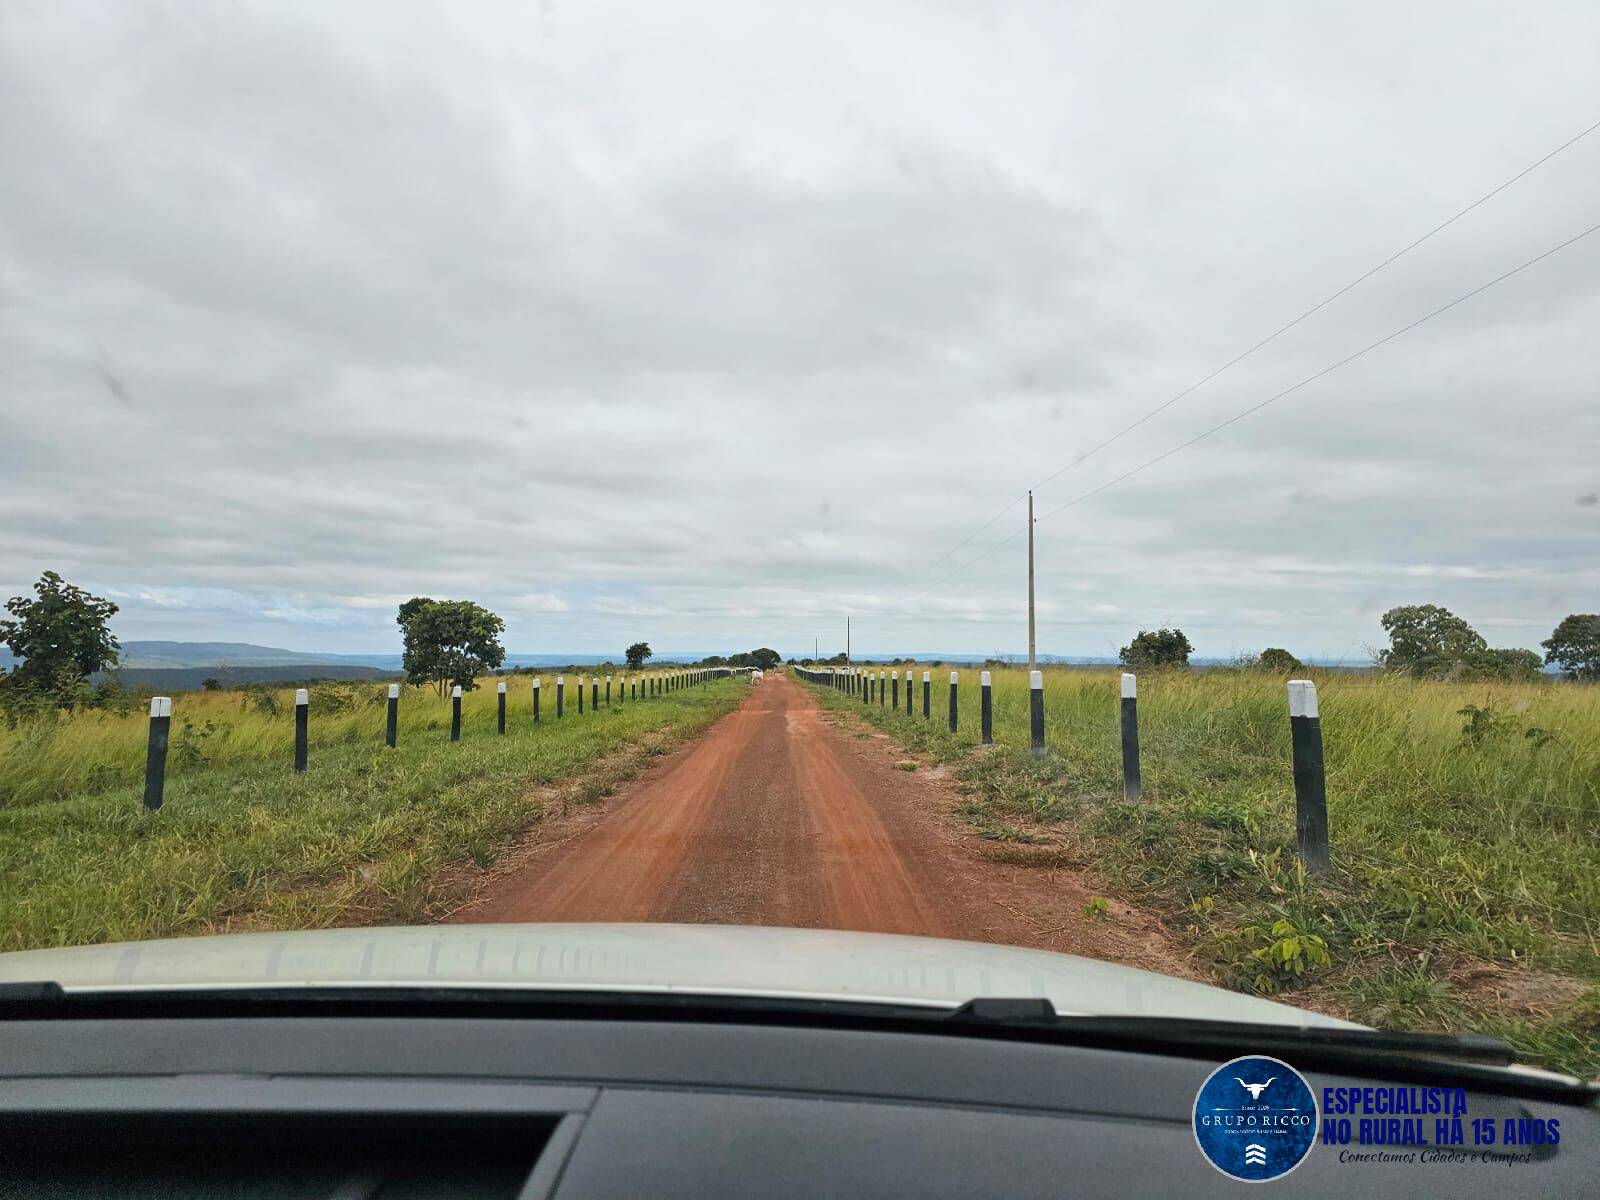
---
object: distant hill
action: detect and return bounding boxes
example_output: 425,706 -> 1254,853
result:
93,664 -> 399,691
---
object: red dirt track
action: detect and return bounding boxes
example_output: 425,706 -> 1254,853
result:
453,672 -> 1194,970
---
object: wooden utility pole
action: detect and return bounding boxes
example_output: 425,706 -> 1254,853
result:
846,615 -> 851,665
1027,490 -> 1037,673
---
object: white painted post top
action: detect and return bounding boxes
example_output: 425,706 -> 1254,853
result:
1029,670 -> 1044,690
533,678 -> 541,687
950,671 -> 959,684
922,671 -> 930,682
891,670 -> 898,679
295,689 -> 309,706
557,675 -> 565,684
497,681 -> 506,693
980,671 -> 992,686
388,684 -> 400,698
1288,679 -> 1319,718
1121,672 -> 1137,698
452,685 -> 463,698
606,675 -> 613,682
149,696 -> 172,718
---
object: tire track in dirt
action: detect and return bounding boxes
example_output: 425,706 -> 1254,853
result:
451,674 -> 1201,979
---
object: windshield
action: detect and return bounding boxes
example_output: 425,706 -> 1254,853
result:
0,2 -> 1595,1089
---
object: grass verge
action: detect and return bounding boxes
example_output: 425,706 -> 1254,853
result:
0,679 -> 742,952
801,667 -> 1600,1079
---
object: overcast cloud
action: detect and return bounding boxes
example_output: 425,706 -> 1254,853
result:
2,1 -> 1597,659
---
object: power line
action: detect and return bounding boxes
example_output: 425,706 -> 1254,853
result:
1036,220 -> 1600,524
924,116 -> 1600,574
940,219 -> 1600,582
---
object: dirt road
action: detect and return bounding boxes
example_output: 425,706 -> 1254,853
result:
454,672 -> 1193,968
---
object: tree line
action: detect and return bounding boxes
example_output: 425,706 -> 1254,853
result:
0,573 -> 788,719
1115,606 -> 1599,680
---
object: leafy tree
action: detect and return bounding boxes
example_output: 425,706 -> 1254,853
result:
397,598 -> 506,696
702,654 -> 727,667
1256,647 -> 1301,673
0,571 -> 120,708
749,647 -> 781,671
1460,647 -> 1543,682
1378,604 -> 1486,677
201,677 -> 223,691
1542,614 -> 1600,680
625,641 -> 653,670
1119,628 -> 1193,669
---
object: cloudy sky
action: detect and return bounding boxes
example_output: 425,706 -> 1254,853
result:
2,1 -> 1596,661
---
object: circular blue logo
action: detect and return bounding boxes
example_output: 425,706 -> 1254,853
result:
1193,1055 -> 1318,1182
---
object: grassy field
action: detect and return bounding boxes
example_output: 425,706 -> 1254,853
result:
802,665 -> 1600,1079
0,675 -> 742,952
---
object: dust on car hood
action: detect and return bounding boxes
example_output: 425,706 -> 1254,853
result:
0,922 -> 1361,1028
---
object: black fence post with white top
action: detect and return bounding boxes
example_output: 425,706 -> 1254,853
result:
606,675 -> 612,706
921,671 -> 931,720
385,683 -> 399,748
948,671 -> 959,732
1120,673 -> 1142,802
891,670 -> 900,711
497,681 -> 507,734
578,676 -> 585,714
450,685 -> 462,742
1289,680 -> 1331,874
557,676 -> 565,718
294,688 -> 309,773
142,696 -> 171,811
1029,670 -> 1045,758
980,671 -> 993,744
533,677 -> 541,723
592,676 -> 599,711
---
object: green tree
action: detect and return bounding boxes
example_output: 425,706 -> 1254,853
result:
1255,647 -> 1302,673
702,654 -> 727,667
1378,604 -> 1486,677
201,677 -> 223,691
1542,614 -> 1600,680
397,598 -> 506,696
625,641 -> 653,670
0,571 -> 120,708
1119,628 -> 1193,669
1460,647 -> 1544,682
749,647 -> 781,671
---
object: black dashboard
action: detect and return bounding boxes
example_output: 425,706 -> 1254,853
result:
2,1009 -> 1595,1197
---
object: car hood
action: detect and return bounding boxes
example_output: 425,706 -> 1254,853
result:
0,923 -> 1361,1028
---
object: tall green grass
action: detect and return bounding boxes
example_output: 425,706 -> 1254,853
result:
0,677 -> 742,952
0,676 -> 651,809
806,665 -> 1600,1076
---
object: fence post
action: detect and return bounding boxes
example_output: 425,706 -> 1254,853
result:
1029,670 -> 1045,758
142,696 -> 171,811
557,675 -> 565,718
922,671 -> 931,719
1120,673 -> 1141,801
862,669 -> 869,704
451,685 -> 462,741
579,675 -> 586,714
607,675 -> 613,705
294,688 -> 309,773
879,671 -> 885,708
948,671 -> 959,732
533,677 -> 541,722
631,677 -> 637,701
980,671 -> 992,744
891,670 -> 900,711
497,681 -> 507,734
592,676 -> 599,711
1289,680 -> 1331,873
385,683 -> 399,748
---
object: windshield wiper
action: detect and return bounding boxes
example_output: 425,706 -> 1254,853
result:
4,981 -> 1588,1099
946,998 -> 1517,1066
